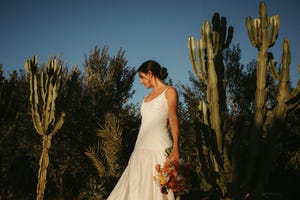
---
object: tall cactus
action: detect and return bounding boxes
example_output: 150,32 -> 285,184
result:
187,2 -> 300,199
188,14 -> 233,197
242,2 -> 280,192
188,21 -> 220,156
188,13 -> 233,157
245,2 -> 280,131
25,55 -> 65,200
248,38 -> 291,198
243,2 -> 300,199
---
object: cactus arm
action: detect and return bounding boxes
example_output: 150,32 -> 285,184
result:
274,39 -> 290,119
259,2 -> 268,28
47,73 -> 55,123
268,59 -> 279,79
219,17 -> 226,47
41,72 -> 46,107
188,36 -> 206,81
43,72 -> 50,132
33,75 -> 44,135
25,56 -> 44,135
46,61 -> 56,127
280,39 -> 291,83
212,32 -> 220,56
246,16 -> 257,47
203,21 -> 214,58
287,81 -> 300,111
212,13 -> 220,32
198,39 -> 207,78
254,18 -> 262,47
224,26 -> 233,48
198,101 -> 209,125
50,112 -> 66,137
269,15 -> 280,46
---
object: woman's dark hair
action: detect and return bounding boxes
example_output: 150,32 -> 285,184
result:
137,60 -> 168,80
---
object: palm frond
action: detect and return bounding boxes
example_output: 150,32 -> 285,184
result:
84,146 -> 106,177
96,113 -> 123,177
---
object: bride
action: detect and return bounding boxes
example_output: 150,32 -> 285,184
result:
107,60 -> 180,200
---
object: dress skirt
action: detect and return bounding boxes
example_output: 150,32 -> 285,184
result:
106,148 -> 174,200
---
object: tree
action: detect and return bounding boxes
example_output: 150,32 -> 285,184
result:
77,46 -> 139,199
0,67 -> 36,199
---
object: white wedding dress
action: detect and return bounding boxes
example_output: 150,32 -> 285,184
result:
107,87 -> 175,200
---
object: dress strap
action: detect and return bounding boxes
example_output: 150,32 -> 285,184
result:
163,86 -> 174,94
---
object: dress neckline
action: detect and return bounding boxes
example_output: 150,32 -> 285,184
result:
143,87 -> 169,103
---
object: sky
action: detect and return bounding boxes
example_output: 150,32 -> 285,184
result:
1,0 -> 299,104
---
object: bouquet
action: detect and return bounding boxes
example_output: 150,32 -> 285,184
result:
153,149 -> 191,195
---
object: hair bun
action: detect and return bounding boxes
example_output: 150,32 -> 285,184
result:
137,60 -> 168,81
160,67 -> 168,80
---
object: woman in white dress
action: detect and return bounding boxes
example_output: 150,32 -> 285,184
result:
107,60 -> 180,200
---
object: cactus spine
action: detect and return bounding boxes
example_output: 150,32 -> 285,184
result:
25,55 -> 65,200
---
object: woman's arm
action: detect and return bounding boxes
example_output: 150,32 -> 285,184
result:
165,86 -> 180,161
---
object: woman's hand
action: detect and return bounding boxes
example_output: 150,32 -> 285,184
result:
168,146 -> 180,161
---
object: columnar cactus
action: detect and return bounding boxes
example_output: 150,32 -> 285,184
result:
188,21 -> 223,157
25,55 -> 65,200
242,2 -> 280,191
188,14 -> 233,156
188,14 -> 234,197
243,2 -> 300,198
245,1 -> 280,131
187,2 -> 300,199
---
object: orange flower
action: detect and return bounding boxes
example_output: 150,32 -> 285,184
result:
155,164 -> 161,172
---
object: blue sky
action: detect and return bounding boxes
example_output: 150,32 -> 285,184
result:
1,0 -> 299,103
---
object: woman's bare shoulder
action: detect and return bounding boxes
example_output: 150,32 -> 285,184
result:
165,86 -> 178,99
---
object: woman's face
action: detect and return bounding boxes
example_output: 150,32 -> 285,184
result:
138,71 -> 152,89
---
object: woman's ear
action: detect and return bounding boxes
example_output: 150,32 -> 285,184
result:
147,71 -> 153,78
